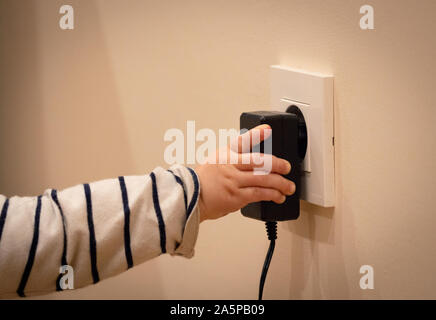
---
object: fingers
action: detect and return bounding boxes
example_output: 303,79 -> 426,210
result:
230,124 -> 272,153
240,187 -> 286,204
237,171 -> 296,196
234,153 -> 291,175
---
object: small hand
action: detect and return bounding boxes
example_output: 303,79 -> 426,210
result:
195,125 -> 296,222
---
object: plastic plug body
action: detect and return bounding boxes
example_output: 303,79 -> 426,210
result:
240,107 -> 307,221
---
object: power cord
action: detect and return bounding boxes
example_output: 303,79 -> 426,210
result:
258,221 -> 277,300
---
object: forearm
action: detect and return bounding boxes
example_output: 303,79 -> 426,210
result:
0,165 -> 200,298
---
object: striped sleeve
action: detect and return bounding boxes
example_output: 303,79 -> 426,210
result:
0,164 -> 201,298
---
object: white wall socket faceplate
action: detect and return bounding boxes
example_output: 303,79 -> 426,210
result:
270,65 -> 335,207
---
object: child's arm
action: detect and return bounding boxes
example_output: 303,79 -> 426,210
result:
0,165 -> 200,298
0,125 -> 295,298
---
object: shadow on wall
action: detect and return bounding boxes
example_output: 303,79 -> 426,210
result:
0,0 -> 138,195
0,0 -> 45,196
285,202 -> 338,298
0,0 -> 164,299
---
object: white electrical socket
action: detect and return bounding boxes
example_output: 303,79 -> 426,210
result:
270,65 -> 335,207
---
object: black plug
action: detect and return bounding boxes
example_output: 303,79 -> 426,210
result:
240,106 -> 307,221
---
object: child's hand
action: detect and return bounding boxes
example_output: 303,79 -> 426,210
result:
196,125 -> 296,222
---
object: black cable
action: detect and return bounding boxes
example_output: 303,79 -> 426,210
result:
258,221 -> 277,300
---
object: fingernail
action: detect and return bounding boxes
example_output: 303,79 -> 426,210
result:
290,182 -> 296,195
286,161 -> 291,174
280,195 -> 286,203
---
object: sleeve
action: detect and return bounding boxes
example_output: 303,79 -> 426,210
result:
0,164 -> 201,298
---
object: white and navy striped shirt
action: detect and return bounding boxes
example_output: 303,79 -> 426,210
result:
0,164 -> 200,298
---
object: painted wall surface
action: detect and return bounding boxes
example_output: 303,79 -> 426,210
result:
0,0 -> 435,299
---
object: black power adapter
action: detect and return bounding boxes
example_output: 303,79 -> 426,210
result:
239,106 -> 307,299
240,107 -> 307,221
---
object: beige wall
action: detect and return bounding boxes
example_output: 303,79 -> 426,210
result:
1,0 -> 435,299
